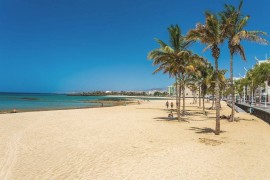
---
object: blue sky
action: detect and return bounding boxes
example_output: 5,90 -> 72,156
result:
0,0 -> 269,93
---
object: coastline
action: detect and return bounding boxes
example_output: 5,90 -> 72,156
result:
0,93 -> 173,114
0,99 -> 137,114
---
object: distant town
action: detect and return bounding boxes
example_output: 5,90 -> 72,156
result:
68,89 -> 168,97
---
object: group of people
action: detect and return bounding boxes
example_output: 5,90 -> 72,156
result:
166,100 -> 180,109
166,101 -> 174,109
166,101 -> 175,119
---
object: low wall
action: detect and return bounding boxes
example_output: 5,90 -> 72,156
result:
236,103 -> 270,124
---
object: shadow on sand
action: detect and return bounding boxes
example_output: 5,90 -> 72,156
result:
136,108 -> 166,110
188,117 -> 216,121
154,117 -> 178,121
235,118 -> 257,122
187,127 -> 226,134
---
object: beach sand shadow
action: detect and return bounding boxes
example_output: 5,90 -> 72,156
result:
236,118 -> 257,122
187,127 -> 226,134
154,117 -> 178,121
137,108 -> 165,110
199,138 -> 225,146
187,117 -> 216,121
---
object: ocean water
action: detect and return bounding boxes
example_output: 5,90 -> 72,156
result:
0,93 -> 127,112
0,93 -> 166,112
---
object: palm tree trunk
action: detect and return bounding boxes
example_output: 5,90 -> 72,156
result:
199,86 -> 201,108
230,53 -> 235,121
179,81 -> 182,118
203,94 -> 205,114
220,94 -> 222,109
182,78 -> 186,115
211,91 -> 215,109
214,54 -> 220,135
175,77 -> 181,121
193,91 -> 195,104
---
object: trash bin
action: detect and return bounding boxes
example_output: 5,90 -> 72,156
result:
249,107 -> 254,114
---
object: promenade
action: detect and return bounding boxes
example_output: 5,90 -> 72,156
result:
238,101 -> 270,112
236,102 -> 270,124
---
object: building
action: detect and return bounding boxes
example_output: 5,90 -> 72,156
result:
167,84 -> 197,97
168,86 -> 176,96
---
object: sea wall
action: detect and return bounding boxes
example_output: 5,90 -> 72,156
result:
236,103 -> 270,124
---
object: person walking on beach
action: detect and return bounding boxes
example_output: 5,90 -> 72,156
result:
166,101 -> 169,109
171,102 -> 174,109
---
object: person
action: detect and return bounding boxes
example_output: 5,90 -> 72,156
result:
171,102 -> 174,109
166,101 -> 169,109
176,101 -> 179,108
168,110 -> 174,119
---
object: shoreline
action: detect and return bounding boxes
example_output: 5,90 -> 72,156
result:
0,99 -> 138,114
0,95 -> 177,114
0,94 -> 174,114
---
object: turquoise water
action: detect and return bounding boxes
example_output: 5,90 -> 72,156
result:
0,93 -> 122,112
0,93 -> 166,112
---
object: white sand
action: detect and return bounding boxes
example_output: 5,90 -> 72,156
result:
0,99 -> 269,179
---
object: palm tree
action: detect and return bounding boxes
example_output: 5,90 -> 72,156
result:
253,61 -> 270,103
148,25 -> 192,121
220,0 -> 268,121
206,68 -> 227,110
178,52 -> 203,115
186,56 -> 209,109
234,79 -> 244,102
253,61 -> 270,82
198,60 -> 213,114
187,12 -> 226,135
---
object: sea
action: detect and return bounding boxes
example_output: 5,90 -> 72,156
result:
0,93 -> 163,112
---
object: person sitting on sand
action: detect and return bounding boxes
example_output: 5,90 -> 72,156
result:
220,115 -> 231,119
168,110 -> 174,119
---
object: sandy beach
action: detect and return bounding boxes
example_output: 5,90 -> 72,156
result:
0,99 -> 269,179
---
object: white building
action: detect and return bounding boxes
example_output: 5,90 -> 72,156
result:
167,86 -> 176,96
255,57 -> 270,102
167,85 -> 197,97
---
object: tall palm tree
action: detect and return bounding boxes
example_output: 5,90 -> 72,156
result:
148,25 -> 192,121
186,56 -> 208,109
196,59 -> 213,114
187,12 -> 226,135
178,52 -> 202,115
201,64 -> 213,114
207,68 -> 227,110
220,0 -> 268,121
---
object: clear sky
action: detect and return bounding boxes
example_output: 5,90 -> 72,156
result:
0,0 -> 269,93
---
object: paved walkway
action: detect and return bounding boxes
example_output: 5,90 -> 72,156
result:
234,105 -> 245,113
239,102 -> 270,113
